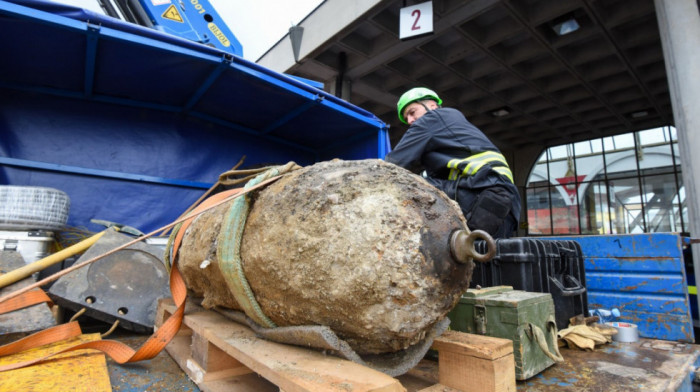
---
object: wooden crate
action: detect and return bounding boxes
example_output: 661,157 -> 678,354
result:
155,299 -> 515,392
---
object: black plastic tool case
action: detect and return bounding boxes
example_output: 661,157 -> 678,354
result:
471,238 -> 588,329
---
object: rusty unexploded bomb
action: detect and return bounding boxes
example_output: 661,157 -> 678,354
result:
174,159 -> 491,354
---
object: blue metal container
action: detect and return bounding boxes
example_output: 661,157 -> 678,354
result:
0,1 -> 390,234
548,233 -> 694,342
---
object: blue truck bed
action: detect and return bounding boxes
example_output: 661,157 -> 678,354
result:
548,233 -> 695,342
0,0 -> 390,234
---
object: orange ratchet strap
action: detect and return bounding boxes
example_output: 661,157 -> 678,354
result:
0,185 -> 256,372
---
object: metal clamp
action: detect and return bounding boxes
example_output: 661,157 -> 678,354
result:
90,219 -> 144,237
474,304 -> 487,334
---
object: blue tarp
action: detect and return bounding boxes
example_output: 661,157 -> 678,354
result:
0,0 -> 390,233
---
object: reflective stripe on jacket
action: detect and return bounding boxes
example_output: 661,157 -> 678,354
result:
447,151 -> 514,183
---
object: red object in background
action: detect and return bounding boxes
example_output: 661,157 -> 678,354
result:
556,175 -> 586,203
528,206 -> 580,234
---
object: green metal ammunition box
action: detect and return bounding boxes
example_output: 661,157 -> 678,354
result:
448,286 -> 562,380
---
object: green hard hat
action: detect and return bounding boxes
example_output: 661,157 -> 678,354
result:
397,87 -> 443,124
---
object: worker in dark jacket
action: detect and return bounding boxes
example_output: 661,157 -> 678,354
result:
385,87 -> 521,238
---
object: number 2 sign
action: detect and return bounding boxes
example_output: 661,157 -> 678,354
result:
399,1 -> 434,40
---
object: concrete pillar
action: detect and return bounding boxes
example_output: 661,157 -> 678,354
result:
508,144 -> 546,236
654,0 -> 700,319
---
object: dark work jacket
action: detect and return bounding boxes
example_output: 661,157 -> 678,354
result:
385,107 -> 521,237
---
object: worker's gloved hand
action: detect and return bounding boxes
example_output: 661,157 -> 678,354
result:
557,324 -> 617,351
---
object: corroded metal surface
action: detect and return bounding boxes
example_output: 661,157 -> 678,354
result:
548,234 -> 694,342
0,250 -> 56,343
49,229 -> 171,333
518,340 -> 699,391
177,159 -> 473,355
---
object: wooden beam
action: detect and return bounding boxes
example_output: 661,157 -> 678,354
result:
432,330 -> 516,392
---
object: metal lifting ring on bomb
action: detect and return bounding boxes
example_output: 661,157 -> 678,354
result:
450,229 -> 496,263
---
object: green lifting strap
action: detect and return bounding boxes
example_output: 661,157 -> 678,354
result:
163,222 -> 182,273
217,162 -> 300,328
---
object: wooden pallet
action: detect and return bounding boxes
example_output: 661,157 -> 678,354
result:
155,299 -> 516,392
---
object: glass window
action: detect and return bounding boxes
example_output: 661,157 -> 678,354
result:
548,145 -> 576,185
548,145 -> 568,161
612,133 -> 635,149
575,138 -> 604,181
525,126 -> 684,236
609,177 -> 645,233
604,144 -> 639,179
638,141 -> 675,174
638,128 -> 675,175
590,139 -> 604,154
528,160 -> 549,187
603,133 -> 635,151
551,187 -> 579,234
578,180 -> 610,234
603,136 -> 615,151
672,140 -> 680,162
638,127 -> 668,145
641,174 -> 680,232
527,187 -> 552,235
573,140 -> 592,156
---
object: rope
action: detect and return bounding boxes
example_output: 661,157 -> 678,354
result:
531,320 -> 564,362
217,162 -> 300,328
218,166 -> 273,186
